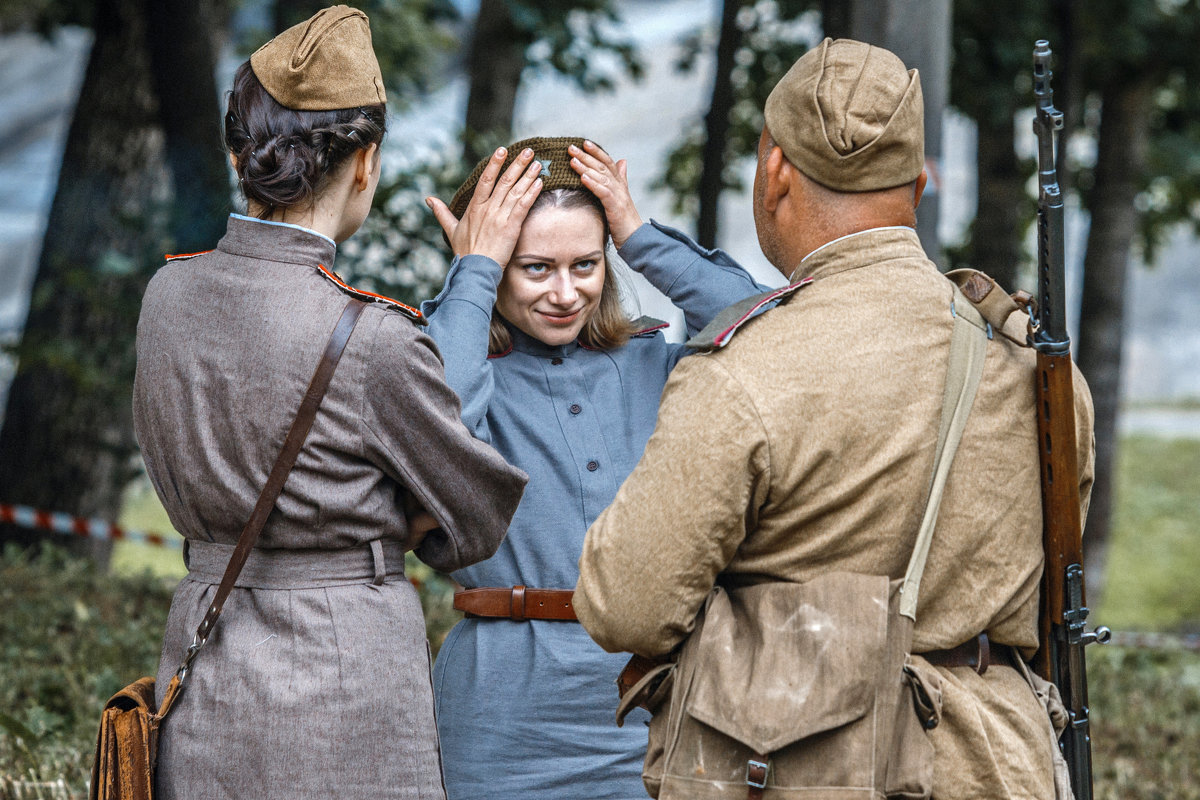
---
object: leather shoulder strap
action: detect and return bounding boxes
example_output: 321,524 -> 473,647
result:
158,298 -> 367,718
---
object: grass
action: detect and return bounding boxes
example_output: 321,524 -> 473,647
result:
0,545 -> 173,800
1095,436 -> 1200,632
1090,646 -> 1200,800
2,433 -> 1198,799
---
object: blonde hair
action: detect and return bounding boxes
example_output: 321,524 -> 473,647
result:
488,189 -> 635,354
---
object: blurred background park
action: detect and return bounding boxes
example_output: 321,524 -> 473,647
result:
1,0 -> 1198,797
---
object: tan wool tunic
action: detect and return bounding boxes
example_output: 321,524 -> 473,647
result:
133,215 -> 526,800
576,227 -> 1095,800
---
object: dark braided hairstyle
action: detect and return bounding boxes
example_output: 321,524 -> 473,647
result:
224,62 -> 387,217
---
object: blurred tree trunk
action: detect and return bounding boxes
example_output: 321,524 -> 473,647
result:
1051,0 -> 1080,197
0,0 -> 227,562
0,0 -> 165,561
1076,77 -> 1154,601
696,0 -> 746,249
969,111 -> 1023,292
821,0 -> 850,38
147,0 -> 229,251
463,0 -> 525,164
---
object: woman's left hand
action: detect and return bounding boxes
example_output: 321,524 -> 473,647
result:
569,141 -> 643,249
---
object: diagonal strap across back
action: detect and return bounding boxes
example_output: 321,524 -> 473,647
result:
899,286 -> 990,621
157,298 -> 368,720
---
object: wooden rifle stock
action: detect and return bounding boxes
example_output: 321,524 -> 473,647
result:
1033,351 -> 1084,681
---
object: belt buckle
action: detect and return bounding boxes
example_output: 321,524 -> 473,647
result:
745,757 -> 769,789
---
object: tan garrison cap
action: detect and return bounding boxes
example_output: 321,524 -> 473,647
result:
250,5 -> 386,111
764,38 -> 923,192
450,136 -> 597,218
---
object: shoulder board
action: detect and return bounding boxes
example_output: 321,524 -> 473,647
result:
685,278 -> 813,352
164,250 -> 213,261
316,264 -> 426,325
944,268 -> 1030,347
630,316 -> 670,336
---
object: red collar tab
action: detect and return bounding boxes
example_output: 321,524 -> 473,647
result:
630,316 -> 670,336
316,264 -> 426,325
685,278 -> 813,352
164,250 -> 213,261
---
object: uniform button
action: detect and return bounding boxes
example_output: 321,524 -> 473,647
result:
551,357 -> 563,365
586,460 -> 599,472
569,403 -> 582,414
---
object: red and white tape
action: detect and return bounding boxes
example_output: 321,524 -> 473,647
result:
0,503 -> 181,549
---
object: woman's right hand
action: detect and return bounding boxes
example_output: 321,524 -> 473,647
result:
427,147 -> 543,265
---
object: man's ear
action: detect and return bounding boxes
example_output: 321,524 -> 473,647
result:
761,143 -> 791,214
913,168 -> 928,210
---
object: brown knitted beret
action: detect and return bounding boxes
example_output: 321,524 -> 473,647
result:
450,136 -> 597,219
764,38 -> 924,192
249,5 -> 386,111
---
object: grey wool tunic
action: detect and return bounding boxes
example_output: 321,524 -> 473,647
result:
132,214 -> 527,800
421,221 -> 768,800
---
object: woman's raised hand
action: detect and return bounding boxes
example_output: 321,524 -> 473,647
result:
568,141 -> 643,249
427,147 -> 543,265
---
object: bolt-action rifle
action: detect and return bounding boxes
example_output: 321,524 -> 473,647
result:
1028,40 -> 1111,800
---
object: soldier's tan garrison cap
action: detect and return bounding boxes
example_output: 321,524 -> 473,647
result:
764,38 -> 923,192
250,5 -> 386,111
450,136 -> 597,219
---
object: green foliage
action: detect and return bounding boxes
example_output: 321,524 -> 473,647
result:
1096,435 -> 1200,632
950,0 -> 1047,127
337,149 -> 468,305
1073,0 -> 1200,263
949,0 -> 1200,266
0,543 -> 174,795
1090,646 -> 1200,800
513,0 -> 644,92
655,0 -> 820,218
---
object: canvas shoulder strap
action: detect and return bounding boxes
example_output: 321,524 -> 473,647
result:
156,297 -> 368,719
899,286 -> 989,621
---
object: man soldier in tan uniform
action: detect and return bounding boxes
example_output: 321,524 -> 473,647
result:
575,39 -> 1095,799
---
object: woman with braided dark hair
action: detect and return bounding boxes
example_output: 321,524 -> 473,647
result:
223,60 -> 388,229
132,7 -> 525,799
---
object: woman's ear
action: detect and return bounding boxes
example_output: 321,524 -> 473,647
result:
228,152 -> 238,171
354,143 -> 378,191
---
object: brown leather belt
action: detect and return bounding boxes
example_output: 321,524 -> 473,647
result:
919,633 -> 997,674
453,586 -> 577,621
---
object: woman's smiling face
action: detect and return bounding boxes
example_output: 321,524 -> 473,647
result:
496,204 -> 607,346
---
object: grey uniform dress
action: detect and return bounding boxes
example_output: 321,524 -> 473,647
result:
420,221 -> 768,800
132,214 -> 526,800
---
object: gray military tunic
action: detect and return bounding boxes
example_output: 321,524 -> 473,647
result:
421,221 -> 768,800
133,214 -> 526,800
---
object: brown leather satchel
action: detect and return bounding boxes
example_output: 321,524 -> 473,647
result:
89,298 -> 366,800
